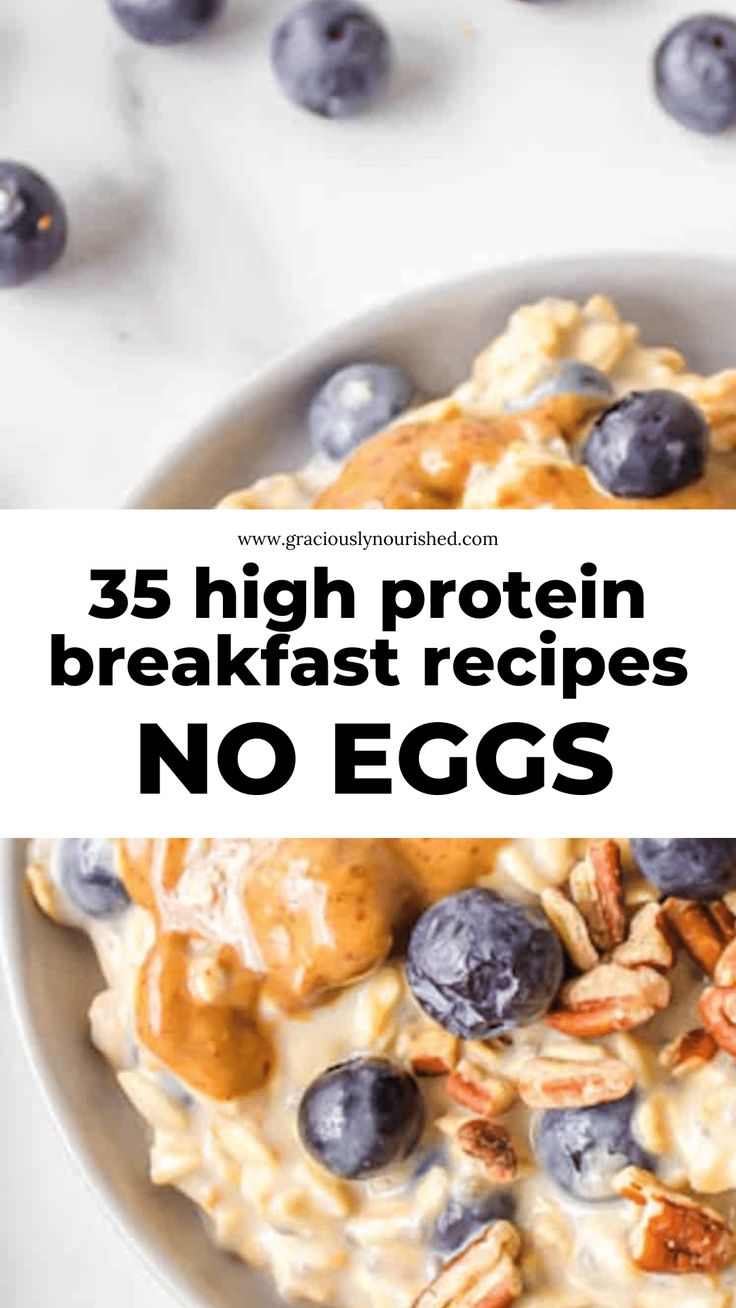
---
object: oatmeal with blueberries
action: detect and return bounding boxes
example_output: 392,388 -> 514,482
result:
27,837 -> 736,1307
219,295 -> 736,511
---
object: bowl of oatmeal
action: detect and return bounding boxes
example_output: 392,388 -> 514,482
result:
7,837 -> 736,1308
130,253 -> 736,511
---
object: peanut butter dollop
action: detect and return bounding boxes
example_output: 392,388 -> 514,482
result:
136,931 -> 272,1101
315,414 -> 736,509
121,837 -> 503,1099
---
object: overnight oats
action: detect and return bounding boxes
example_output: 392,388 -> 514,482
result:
26,837 -> 736,1307
219,296 -> 736,510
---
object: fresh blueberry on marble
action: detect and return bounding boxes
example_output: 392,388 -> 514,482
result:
505,359 -> 614,413
536,1093 -> 652,1201
0,163 -> 67,289
109,0 -> 226,44
433,1191 -> 516,1254
298,1056 -> 425,1178
272,1 -> 392,118
630,838 -> 736,901
581,389 -> 708,498
59,839 -> 130,917
309,361 -> 414,458
655,16 -> 736,134
406,889 -> 564,1040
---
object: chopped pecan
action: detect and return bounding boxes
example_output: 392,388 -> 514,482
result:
710,901 -> 736,941
517,1054 -> 634,1109
700,985 -> 736,1057
412,1220 -> 522,1308
447,1061 -> 517,1116
545,963 -> 670,1037
613,1166 -> 735,1274
660,1028 -> 718,1076
612,902 -> 676,972
540,887 -> 598,972
456,1119 -> 517,1183
409,1028 -> 460,1077
714,936 -> 736,987
569,840 -> 626,951
663,898 -> 727,976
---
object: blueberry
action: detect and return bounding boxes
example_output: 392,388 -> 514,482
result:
59,839 -> 130,917
0,163 -> 67,289
109,0 -> 225,44
505,359 -> 614,413
298,1056 -> 424,1178
655,16 -> 736,135
272,1 -> 391,119
536,1093 -> 652,1202
433,1191 -> 516,1255
581,389 -> 708,498
630,838 -> 736,901
309,361 -> 414,458
406,889 -> 564,1040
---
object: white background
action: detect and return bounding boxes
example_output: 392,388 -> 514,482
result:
4,0 -> 736,1305
5,0 -> 736,509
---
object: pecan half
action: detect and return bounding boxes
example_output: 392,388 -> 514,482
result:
412,1220 -> 522,1308
456,1119 -> 517,1183
700,985 -> 736,1056
409,1028 -> 460,1077
540,887 -> 598,972
613,1167 -> 735,1274
517,1054 -> 634,1109
545,963 -> 670,1037
612,902 -> 676,972
714,936 -> 736,987
447,1061 -> 517,1116
663,899 -> 727,976
569,840 -> 626,951
660,1028 -> 718,1076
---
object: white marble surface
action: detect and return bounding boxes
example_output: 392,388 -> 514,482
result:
4,0 -> 736,507
4,0 -> 736,1304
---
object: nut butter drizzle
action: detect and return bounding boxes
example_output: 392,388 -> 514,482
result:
119,838 -> 507,1101
145,837 -> 269,972
119,838 -> 274,1100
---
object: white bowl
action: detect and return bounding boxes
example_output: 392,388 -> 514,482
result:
0,839 -> 281,1308
7,254 -> 736,1307
130,252 -> 736,508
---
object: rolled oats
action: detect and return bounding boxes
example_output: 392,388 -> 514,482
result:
117,1070 -> 189,1132
634,1091 -> 672,1156
353,966 -> 403,1051
150,1132 -> 202,1185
